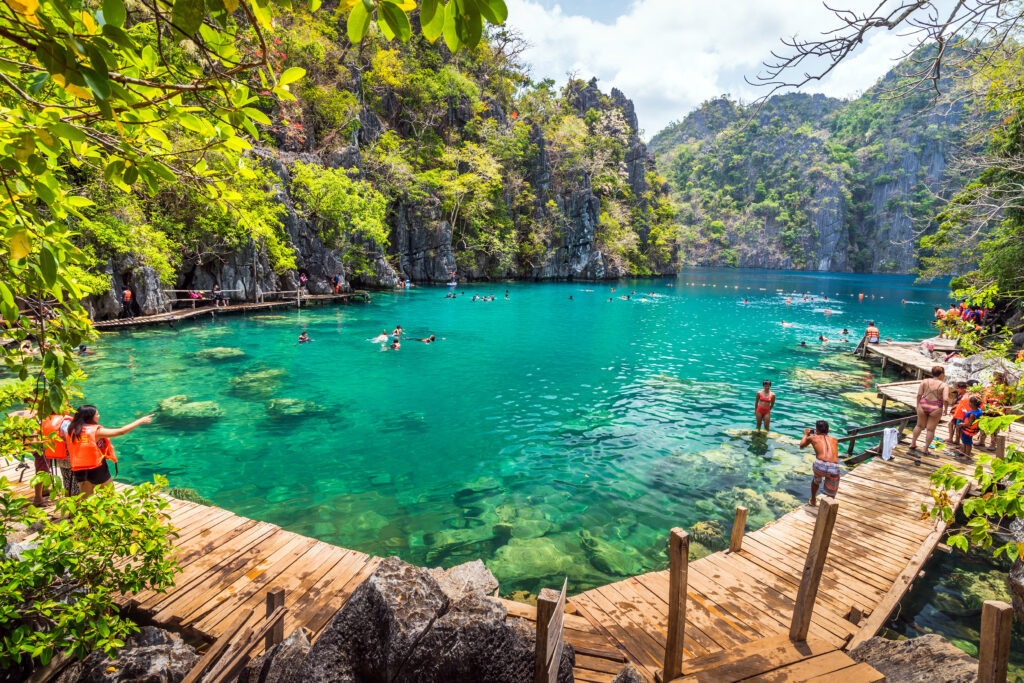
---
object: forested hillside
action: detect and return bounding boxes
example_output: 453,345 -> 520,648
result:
83,6 -> 678,318
649,64 -> 972,274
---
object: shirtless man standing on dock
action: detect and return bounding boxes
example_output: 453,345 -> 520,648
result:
801,420 -> 840,505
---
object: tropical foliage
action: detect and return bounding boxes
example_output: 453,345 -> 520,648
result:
0,476 -> 178,669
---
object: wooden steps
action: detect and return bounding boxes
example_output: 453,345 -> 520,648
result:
668,635 -> 883,682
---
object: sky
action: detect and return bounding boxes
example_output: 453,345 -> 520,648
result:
505,0 -> 923,139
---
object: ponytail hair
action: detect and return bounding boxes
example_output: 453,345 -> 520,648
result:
68,405 -> 98,443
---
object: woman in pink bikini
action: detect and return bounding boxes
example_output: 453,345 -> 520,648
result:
909,365 -> 949,458
754,380 -> 776,431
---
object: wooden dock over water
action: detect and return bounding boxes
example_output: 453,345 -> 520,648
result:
2,400 -> 1007,681
92,292 -> 371,331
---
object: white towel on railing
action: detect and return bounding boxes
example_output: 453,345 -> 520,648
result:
881,427 -> 898,460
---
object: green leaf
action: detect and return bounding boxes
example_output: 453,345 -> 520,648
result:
422,0 -> 443,41
309,0 -> 321,9
464,2 -> 481,47
102,24 -> 135,50
40,246 -> 58,287
81,68 -> 110,101
378,2 -> 412,41
171,0 -> 205,37
346,1 -> 371,43
242,107 -> 271,125
442,1 -> 461,53
278,67 -> 306,86
479,0 -> 506,23
102,0 -> 126,26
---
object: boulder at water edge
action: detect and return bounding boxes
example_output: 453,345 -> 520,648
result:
287,556 -> 573,683
191,346 -> 246,361
242,627 -> 311,683
848,634 -> 977,683
55,626 -> 199,683
612,665 -> 647,683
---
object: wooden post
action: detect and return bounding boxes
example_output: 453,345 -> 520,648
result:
994,434 -> 1006,460
978,600 -> 1013,683
879,395 -> 887,418
265,588 -> 285,651
662,528 -> 689,682
789,498 -> 839,642
534,579 -> 566,683
729,507 -> 748,553
880,356 -> 887,374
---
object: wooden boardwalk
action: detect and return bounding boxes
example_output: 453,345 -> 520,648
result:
571,428 -> 979,682
93,292 -> 370,330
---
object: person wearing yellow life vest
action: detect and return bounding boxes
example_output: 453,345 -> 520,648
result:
64,405 -> 153,497
41,411 -> 78,496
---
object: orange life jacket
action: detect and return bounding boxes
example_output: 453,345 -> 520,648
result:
122,290 -> 132,302
952,394 -> 972,420
67,424 -> 116,471
41,413 -> 71,460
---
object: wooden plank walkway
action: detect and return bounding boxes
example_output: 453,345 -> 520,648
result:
93,292 -> 371,330
571,423 -> 983,682
864,341 -> 944,379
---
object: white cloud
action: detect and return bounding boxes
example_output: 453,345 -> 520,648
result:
506,0 -> 918,139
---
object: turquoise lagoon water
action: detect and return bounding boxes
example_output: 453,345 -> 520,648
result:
80,269 -> 950,594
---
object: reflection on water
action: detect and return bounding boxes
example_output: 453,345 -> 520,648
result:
74,269 -> 949,593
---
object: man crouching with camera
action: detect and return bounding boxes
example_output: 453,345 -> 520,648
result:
800,420 -> 840,505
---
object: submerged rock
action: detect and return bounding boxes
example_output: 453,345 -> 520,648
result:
55,626 -> 199,683
688,542 -> 711,561
841,391 -> 885,408
489,536 -> 579,580
230,368 -> 287,398
266,398 -> 325,418
948,568 -> 1014,612
716,486 -> 766,511
579,529 -> 644,576
794,368 -> 854,386
158,395 -> 225,421
191,346 -> 245,361
764,490 -> 801,514
689,520 -> 727,551
287,556 -> 573,683
848,634 -> 977,683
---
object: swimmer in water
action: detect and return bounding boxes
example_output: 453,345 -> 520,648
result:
383,338 -> 400,351
370,330 -> 388,344
786,298 -> 791,304
77,345 -> 96,355
569,295 -> 573,300
799,341 -> 807,347
782,320 -> 793,327
824,309 -> 831,316
742,299 -> 748,304
392,325 -> 403,337
298,332 -> 311,343
414,334 -> 436,343
818,334 -> 829,342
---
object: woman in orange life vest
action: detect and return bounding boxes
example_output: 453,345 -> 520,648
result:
64,405 -> 153,497
754,380 -> 776,432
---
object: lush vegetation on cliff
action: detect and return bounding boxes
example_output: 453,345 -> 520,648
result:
649,60 -> 971,273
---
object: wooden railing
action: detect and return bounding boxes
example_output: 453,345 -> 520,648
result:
534,578 -> 568,683
837,415 -> 916,461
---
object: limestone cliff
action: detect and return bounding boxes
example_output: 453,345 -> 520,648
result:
649,64 -> 971,273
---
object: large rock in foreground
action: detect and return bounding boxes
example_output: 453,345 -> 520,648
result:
848,634 -> 977,683
55,626 -> 199,683
287,557 -> 573,683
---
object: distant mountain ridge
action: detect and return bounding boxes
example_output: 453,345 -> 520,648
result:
649,62 -> 973,274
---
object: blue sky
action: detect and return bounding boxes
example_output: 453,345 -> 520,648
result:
506,0 -> 922,139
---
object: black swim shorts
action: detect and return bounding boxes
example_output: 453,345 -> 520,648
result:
73,461 -> 111,486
